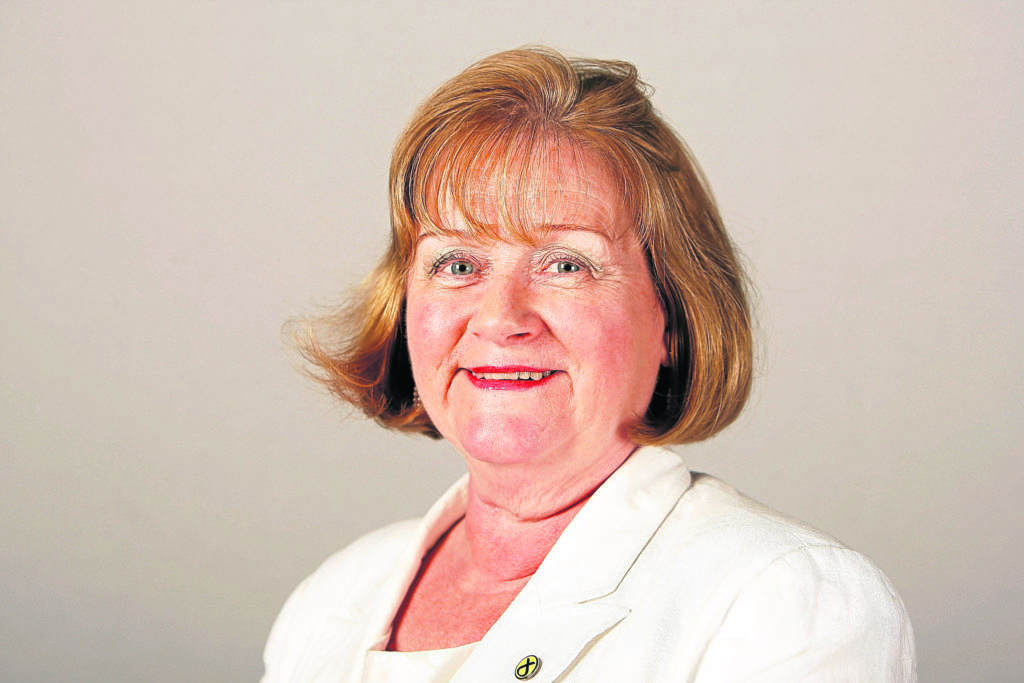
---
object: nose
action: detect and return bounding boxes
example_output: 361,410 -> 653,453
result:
466,273 -> 543,344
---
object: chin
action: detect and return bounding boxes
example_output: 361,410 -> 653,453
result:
450,413 -> 561,466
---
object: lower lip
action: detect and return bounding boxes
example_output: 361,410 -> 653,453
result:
464,370 -> 558,391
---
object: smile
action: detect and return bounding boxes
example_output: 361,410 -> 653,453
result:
464,366 -> 559,390
470,370 -> 555,380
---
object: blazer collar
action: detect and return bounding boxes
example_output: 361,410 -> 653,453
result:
526,445 -> 692,603
453,446 -> 692,682
349,446 -> 692,682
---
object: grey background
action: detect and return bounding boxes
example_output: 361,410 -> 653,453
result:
2,1 -> 1021,681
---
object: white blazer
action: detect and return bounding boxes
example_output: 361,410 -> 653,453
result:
263,447 -> 916,682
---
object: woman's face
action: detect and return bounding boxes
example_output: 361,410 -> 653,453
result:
405,148 -> 666,482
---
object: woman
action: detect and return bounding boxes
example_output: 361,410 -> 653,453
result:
263,47 -> 916,681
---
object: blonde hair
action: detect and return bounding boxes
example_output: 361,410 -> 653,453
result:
296,46 -> 752,445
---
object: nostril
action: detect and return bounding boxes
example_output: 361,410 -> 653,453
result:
466,280 -> 541,342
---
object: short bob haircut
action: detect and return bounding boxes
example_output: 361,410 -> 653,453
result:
296,46 -> 752,445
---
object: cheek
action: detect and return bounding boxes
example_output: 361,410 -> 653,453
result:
405,294 -> 458,378
559,297 -> 665,411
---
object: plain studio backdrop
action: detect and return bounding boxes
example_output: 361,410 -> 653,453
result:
2,2 -> 1021,681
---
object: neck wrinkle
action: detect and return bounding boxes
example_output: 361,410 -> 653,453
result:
456,447 -> 634,586
457,487 -> 586,586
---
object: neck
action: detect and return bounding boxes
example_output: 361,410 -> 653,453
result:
456,486 -> 586,584
455,446 -> 635,585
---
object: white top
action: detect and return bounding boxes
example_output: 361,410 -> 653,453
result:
263,446 -> 916,682
362,643 -> 477,682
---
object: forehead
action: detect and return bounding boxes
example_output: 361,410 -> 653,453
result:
417,141 -> 635,245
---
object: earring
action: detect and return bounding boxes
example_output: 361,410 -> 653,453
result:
412,387 -> 421,407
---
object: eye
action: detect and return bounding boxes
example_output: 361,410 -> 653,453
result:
428,249 -> 482,280
541,251 -> 593,275
555,260 -> 580,273
448,261 -> 474,275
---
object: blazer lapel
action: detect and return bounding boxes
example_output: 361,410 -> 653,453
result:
452,447 -> 692,682
451,598 -> 629,682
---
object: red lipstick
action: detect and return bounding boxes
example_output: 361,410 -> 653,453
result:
463,365 -> 559,390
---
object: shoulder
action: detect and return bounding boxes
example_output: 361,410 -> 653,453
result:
677,473 -> 844,551
662,474 -> 917,680
261,519 -> 420,679
667,472 -> 913,620
694,540 -> 917,681
630,469 -> 906,603
295,519 -> 421,598
633,471 -> 865,590
272,518 -> 419,621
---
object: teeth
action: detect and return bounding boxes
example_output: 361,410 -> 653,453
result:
472,370 -> 554,381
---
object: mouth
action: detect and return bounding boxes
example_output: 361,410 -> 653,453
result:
463,366 -> 559,390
